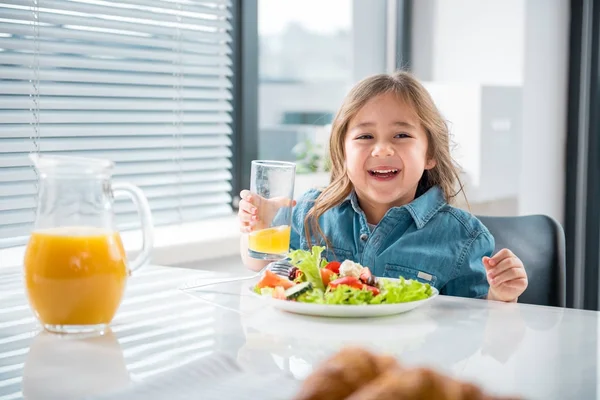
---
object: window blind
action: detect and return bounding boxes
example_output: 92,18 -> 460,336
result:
0,0 -> 234,248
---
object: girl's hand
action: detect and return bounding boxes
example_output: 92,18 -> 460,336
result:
483,248 -> 528,303
237,189 -> 296,233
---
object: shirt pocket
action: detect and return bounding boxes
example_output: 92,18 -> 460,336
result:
383,264 -> 438,286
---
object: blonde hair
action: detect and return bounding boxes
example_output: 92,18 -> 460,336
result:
304,70 -> 465,247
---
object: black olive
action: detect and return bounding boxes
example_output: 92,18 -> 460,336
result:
288,266 -> 299,281
367,275 -> 378,287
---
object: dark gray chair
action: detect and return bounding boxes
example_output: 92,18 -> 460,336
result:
477,215 -> 566,307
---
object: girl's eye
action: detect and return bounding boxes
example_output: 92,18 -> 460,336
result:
395,133 -> 411,139
356,134 -> 373,140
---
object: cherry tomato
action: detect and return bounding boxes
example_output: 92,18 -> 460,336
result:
329,276 -> 363,290
320,268 -> 335,287
324,261 -> 341,274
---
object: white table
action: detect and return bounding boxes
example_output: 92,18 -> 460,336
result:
0,264 -> 596,400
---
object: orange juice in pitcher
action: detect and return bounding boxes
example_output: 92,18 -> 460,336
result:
20,154 -> 154,334
24,227 -> 128,328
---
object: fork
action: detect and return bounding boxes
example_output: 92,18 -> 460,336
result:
178,260 -> 293,291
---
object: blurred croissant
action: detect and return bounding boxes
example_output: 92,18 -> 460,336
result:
293,347 -> 521,400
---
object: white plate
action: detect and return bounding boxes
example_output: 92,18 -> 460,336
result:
250,282 -> 438,318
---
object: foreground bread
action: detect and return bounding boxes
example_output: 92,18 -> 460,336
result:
344,368 -> 519,400
293,347 -> 521,400
292,347 -> 401,400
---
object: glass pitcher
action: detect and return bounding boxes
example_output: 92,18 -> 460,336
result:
23,154 -> 153,334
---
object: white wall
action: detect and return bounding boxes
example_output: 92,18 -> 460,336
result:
518,0 -> 569,221
411,0 -> 569,223
412,0 -> 525,85
410,0 -> 436,80
423,82 -> 483,187
351,0 -> 387,81
432,0 -> 525,85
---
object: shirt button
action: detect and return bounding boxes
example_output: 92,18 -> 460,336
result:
360,233 -> 368,242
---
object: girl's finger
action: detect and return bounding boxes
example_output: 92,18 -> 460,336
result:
240,189 -> 251,200
488,248 -> 515,266
238,199 -> 258,215
487,257 -> 521,280
490,267 -> 527,286
239,220 -> 256,233
502,277 -> 528,290
239,212 -> 254,223
240,190 -> 262,208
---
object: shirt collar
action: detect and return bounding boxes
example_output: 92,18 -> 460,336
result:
342,190 -> 363,215
342,186 -> 447,229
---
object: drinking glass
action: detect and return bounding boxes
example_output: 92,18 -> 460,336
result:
247,160 -> 296,260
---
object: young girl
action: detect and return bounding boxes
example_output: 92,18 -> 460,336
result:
238,71 -> 528,303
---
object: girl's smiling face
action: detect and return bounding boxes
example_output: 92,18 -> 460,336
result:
344,92 -> 436,216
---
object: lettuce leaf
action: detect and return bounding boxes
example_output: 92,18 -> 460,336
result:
324,285 -> 375,305
288,246 -> 326,291
296,286 -> 374,305
294,278 -> 433,305
296,288 -> 325,304
370,278 -> 432,304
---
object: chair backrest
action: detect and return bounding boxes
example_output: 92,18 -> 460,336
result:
477,215 -> 566,307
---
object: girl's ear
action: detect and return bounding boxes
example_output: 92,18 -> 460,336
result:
425,158 -> 437,170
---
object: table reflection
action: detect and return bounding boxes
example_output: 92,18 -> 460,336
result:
22,330 -> 131,399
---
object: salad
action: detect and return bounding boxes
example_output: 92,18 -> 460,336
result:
253,246 -> 433,305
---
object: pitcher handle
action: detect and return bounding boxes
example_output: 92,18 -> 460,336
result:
112,182 -> 154,273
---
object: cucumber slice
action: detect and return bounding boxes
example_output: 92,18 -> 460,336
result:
285,282 -> 313,300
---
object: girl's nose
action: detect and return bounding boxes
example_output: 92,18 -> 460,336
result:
371,143 -> 394,158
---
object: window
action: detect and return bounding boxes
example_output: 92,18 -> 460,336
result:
257,0 -> 391,197
0,0 -> 235,248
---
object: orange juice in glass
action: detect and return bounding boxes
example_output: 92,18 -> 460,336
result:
22,154 -> 153,335
248,160 -> 296,260
248,225 -> 292,255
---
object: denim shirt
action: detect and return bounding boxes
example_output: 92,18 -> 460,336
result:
289,186 -> 494,299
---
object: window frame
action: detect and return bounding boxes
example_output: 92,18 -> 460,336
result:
230,0 -> 259,208
565,0 -> 600,310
